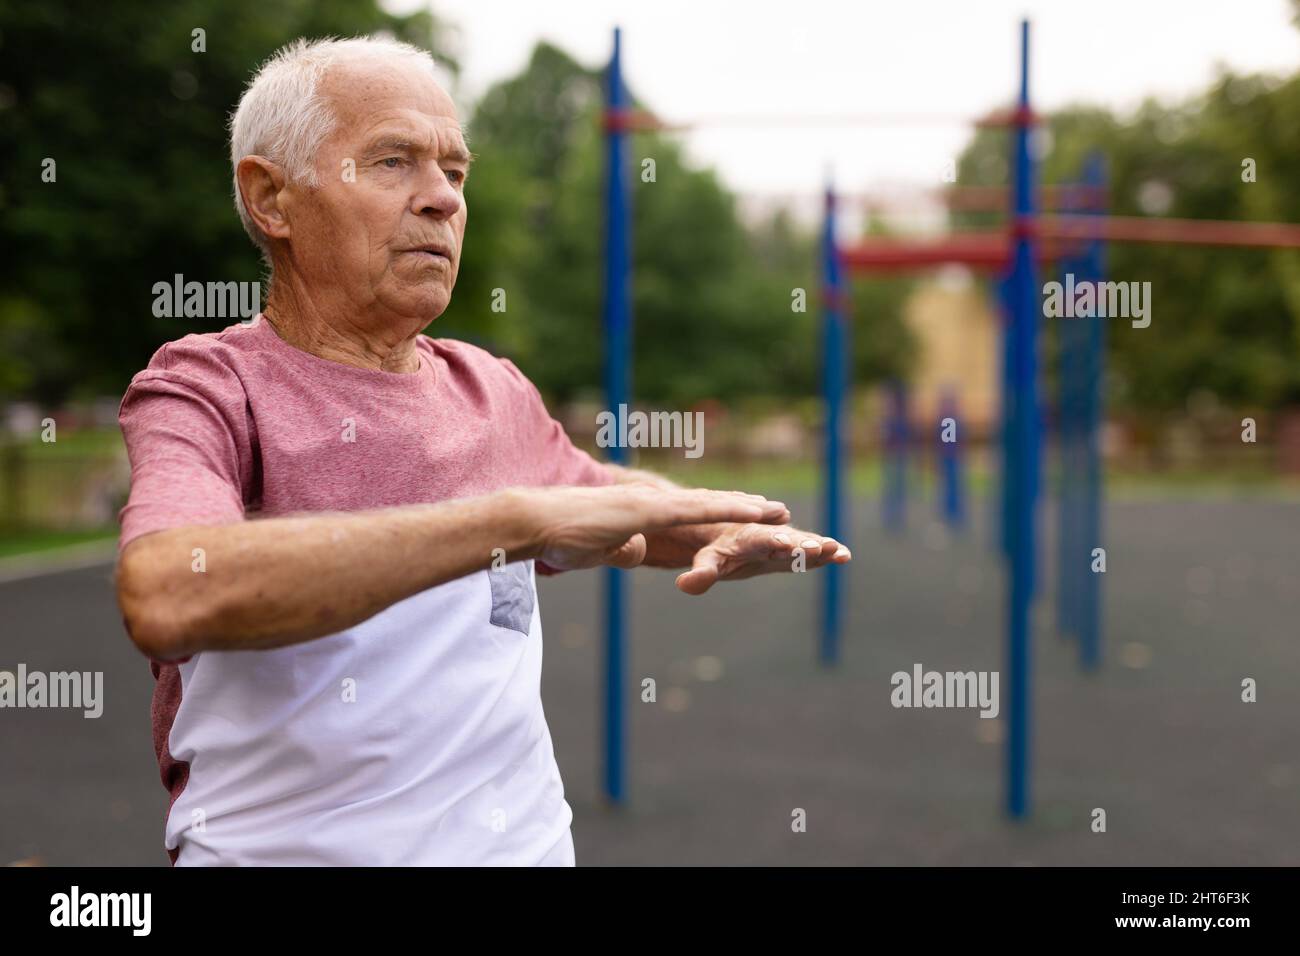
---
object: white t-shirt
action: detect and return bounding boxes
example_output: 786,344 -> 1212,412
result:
166,563 -> 574,866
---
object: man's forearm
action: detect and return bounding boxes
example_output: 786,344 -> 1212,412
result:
117,467 -> 788,660
117,490 -> 538,660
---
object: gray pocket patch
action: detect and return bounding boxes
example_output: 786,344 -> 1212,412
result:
489,561 -> 535,635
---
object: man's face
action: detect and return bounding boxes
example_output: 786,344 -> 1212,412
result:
281,58 -> 470,325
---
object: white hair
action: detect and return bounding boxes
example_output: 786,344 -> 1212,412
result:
228,36 -> 438,257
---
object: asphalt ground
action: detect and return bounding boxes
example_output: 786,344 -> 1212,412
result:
2,495 -> 1296,865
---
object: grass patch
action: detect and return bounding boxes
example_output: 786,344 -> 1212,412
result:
1,429 -> 124,458
643,455 -> 1300,500
0,527 -> 118,560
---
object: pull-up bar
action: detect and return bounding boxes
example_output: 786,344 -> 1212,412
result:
841,232 -> 1027,272
599,18 -> 1300,828
942,184 -> 1107,212
706,185 -> 1108,213
839,212 -> 1300,274
603,106 -> 1038,133
822,20 -> 1043,822
855,184 -> 1108,213
1036,214 -> 1300,249
599,20 -> 1048,822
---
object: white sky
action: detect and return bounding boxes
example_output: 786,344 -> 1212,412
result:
393,0 -> 1298,214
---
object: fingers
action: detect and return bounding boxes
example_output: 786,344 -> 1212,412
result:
677,527 -> 851,596
717,490 -> 789,524
603,533 -> 647,569
770,529 -> 852,567
643,489 -> 789,531
675,547 -> 723,596
756,500 -> 792,525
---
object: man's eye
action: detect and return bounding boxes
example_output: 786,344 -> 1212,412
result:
381,157 -> 403,168
445,169 -> 465,185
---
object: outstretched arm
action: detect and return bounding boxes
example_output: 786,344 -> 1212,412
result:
116,483 -> 788,661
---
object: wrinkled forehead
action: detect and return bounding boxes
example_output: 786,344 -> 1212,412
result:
319,55 -> 464,147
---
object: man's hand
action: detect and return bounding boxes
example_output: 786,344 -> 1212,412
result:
674,523 -> 851,595
597,463 -> 849,589
521,484 -> 790,572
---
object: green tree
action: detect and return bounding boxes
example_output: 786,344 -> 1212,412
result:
955,73 -> 1300,413
451,41 -> 911,406
0,0 -> 452,402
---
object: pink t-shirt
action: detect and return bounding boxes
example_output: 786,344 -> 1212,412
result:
117,315 -> 613,866
119,314 -> 609,547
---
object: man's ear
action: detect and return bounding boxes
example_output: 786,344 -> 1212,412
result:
236,155 -> 291,242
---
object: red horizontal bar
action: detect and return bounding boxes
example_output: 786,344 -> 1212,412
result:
601,108 -> 1033,133
602,108 -> 659,133
839,233 -> 1016,272
945,184 -> 1106,211
849,184 -> 1108,213
1035,214 -> 1300,249
838,213 -> 1300,273
973,105 -> 1040,128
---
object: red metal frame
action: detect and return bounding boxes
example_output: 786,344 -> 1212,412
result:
838,215 -> 1300,274
601,107 -> 1039,133
599,108 -> 1300,271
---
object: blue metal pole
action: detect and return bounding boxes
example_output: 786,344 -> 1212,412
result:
882,381 -> 908,534
601,27 -> 631,804
1080,152 -> 1107,672
1056,182 -> 1085,641
1005,18 -> 1040,821
996,274 -> 1014,558
938,389 -> 965,528
820,183 -> 848,666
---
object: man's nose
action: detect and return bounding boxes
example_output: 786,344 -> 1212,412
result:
410,167 -> 462,220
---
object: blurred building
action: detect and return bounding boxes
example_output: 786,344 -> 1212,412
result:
902,278 -> 1000,436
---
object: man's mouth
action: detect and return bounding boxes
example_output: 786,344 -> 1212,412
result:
402,243 -> 453,264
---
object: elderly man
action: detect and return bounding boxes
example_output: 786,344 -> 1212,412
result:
115,36 -> 850,867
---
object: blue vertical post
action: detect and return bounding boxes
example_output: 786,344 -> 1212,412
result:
996,274 -> 1014,557
1056,183 -> 1085,641
601,27 -> 631,804
1079,153 -> 1107,672
820,184 -> 848,666
882,381 -> 908,534
1005,18 -> 1040,820
938,388 -> 965,528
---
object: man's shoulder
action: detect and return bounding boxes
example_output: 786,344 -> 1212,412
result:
129,321 -> 266,393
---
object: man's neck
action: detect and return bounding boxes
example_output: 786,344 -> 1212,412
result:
263,281 -> 423,375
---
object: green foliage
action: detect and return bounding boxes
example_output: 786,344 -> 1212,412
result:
0,0 -> 449,403
956,71 -> 1300,412
16,5 -> 1294,415
446,41 -> 911,405
0,6 -> 913,409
